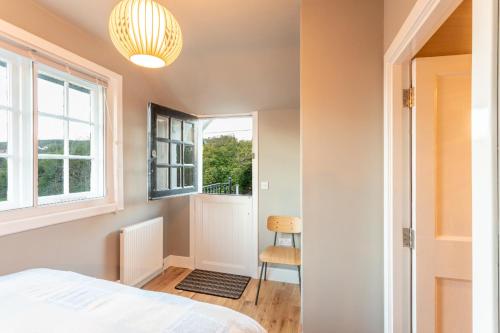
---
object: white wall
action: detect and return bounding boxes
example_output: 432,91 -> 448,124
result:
301,0 -> 384,331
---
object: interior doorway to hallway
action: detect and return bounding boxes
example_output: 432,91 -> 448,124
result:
383,0 -> 498,331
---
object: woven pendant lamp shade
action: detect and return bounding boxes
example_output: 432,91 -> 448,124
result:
109,0 -> 183,68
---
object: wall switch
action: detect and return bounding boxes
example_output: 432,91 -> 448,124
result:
260,181 -> 269,190
278,236 -> 292,247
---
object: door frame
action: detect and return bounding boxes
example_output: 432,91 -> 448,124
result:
383,0 -> 499,332
189,111 -> 259,278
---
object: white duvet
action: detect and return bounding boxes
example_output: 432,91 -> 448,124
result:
0,269 -> 266,333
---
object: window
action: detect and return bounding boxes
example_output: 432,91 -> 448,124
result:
0,61 -> 10,203
148,103 -> 198,199
0,25 -> 122,236
0,51 -> 105,211
36,68 -> 104,205
0,49 -> 33,211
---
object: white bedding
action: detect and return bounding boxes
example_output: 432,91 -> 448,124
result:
0,269 -> 266,333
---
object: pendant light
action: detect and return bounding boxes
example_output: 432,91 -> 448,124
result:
109,0 -> 183,68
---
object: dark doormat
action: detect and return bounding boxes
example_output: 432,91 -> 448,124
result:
175,269 -> 251,299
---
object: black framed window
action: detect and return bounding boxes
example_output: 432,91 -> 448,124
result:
148,103 -> 197,199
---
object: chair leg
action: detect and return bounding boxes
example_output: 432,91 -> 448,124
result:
297,265 -> 301,288
255,262 -> 265,305
264,262 -> 268,281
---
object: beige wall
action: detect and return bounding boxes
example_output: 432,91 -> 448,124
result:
258,109 -> 301,257
301,0 -> 384,332
0,0 -> 189,279
0,0 -> 300,277
164,196 -> 191,256
162,109 -> 302,260
384,0 -> 417,50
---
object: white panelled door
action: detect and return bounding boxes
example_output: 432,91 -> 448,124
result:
192,194 -> 256,277
412,54 -> 472,333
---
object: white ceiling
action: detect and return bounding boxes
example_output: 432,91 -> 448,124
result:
34,0 -> 300,115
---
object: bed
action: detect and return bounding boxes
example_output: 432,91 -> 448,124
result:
0,268 -> 266,333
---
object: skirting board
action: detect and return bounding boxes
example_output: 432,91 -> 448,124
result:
259,265 -> 300,285
135,268 -> 163,288
164,255 -> 195,270
164,255 -> 299,285
115,268 -> 162,287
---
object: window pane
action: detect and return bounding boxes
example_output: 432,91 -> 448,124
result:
156,141 -> 169,164
34,66 -> 105,205
184,122 -> 194,143
69,159 -> 91,193
171,143 -> 181,165
156,115 -> 169,139
170,167 -> 182,189
156,167 -> 169,191
0,60 -> 8,106
184,145 -> 194,165
69,122 -> 91,156
0,110 -> 7,154
0,158 -> 6,202
0,54 -> 34,210
38,159 -> 63,196
38,74 -> 64,116
38,116 -> 64,154
171,118 -> 182,141
68,84 -> 91,122
184,167 -> 194,187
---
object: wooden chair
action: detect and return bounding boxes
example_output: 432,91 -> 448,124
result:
255,215 -> 302,305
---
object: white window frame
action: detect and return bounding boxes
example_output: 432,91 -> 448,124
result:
0,48 -> 33,212
0,18 -> 123,237
35,65 -> 104,206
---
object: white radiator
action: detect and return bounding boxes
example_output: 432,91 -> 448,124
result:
120,217 -> 163,287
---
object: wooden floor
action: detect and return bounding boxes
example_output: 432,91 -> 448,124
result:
143,267 -> 301,333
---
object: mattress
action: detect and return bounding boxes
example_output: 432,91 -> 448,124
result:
0,268 -> 266,333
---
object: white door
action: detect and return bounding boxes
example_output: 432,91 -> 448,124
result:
192,194 -> 257,277
412,54 -> 472,333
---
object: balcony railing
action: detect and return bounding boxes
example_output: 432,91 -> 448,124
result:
202,177 -> 240,195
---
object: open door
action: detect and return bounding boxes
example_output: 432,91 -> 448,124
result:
148,104 -> 258,278
192,116 -> 258,278
412,54 -> 472,333
148,103 -> 199,199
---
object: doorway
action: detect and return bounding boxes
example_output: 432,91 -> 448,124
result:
201,117 -> 253,195
384,0 -> 498,332
411,54 -> 472,332
190,114 -> 259,278
410,1 -> 472,332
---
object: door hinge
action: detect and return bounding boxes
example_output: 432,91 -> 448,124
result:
403,88 -> 414,108
402,227 -> 415,249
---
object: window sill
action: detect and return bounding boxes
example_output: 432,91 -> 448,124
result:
37,192 -> 103,206
0,200 -> 122,237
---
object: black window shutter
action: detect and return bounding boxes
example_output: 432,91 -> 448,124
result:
148,102 -> 198,200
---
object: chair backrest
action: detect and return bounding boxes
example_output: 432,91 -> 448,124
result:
267,216 -> 302,234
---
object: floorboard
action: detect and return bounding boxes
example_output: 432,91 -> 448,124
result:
143,267 -> 301,333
